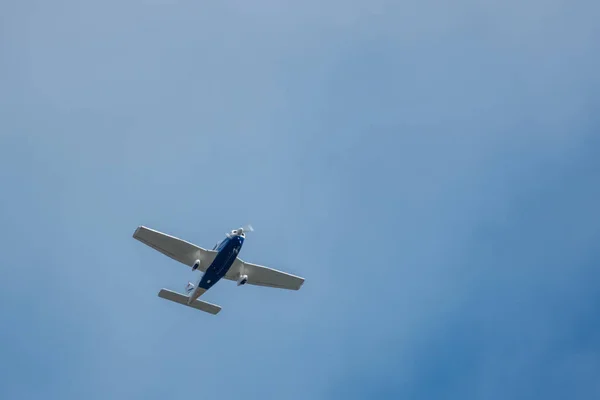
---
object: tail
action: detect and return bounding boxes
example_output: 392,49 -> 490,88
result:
158,289 -> 221,315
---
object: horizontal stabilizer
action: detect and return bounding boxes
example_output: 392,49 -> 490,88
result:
158,289 -> 221,315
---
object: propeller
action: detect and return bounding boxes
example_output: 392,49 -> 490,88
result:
240,224 -> 254,234
226,224 -> 254,238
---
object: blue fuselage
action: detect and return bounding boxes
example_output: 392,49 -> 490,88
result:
194,235 -> 244,296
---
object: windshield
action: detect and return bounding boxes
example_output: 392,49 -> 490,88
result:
213,236 -> 229,251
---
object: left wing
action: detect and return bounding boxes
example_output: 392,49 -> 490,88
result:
132,226 -> 217,272
226,258 -> 305,290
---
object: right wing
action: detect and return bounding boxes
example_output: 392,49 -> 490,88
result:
226,258 -> 305,290
132,226 -> 217,272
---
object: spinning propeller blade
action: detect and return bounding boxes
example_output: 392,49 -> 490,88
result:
226,224 -> 254,238
241,224 -> 254,233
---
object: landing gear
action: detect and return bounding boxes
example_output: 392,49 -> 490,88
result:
237,274 -> 248,286
192,259 -> 201,271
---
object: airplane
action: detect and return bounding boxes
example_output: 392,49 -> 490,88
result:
132,224 -> 304,315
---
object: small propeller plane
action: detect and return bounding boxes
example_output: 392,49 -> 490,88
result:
132,224 -> 304,315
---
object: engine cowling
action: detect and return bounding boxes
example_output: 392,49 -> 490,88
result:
192,259 -> 201,271
237,275 -> 248,286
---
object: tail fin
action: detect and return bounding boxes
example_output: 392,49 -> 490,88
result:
185,281 -> 195,294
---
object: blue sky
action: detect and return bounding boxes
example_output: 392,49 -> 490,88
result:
1,1 -> 599,399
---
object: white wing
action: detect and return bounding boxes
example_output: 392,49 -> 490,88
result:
226,258 -> 305,290
132,226 -> 217,272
